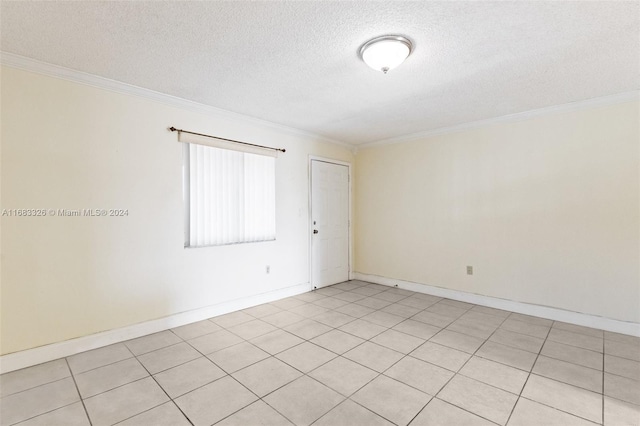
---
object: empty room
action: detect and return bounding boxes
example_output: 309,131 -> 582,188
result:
0,1 -> 638,426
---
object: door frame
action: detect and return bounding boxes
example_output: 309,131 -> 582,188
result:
308,155 -> 353,290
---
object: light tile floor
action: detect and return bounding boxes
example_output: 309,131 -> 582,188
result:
1,280 -> 639,426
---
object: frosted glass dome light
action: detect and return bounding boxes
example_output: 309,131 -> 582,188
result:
360,35 -> 413,74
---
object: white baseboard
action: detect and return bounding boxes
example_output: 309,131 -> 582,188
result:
0,282 -> 311,374
353,272 -> 640,337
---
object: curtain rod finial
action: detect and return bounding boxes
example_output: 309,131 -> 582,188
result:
169,126 -> 177,132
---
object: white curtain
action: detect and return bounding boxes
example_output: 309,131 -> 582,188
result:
187,143 -> 276,246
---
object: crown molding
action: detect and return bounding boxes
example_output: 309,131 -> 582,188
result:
0,52 -> 353,149
359,90 -> 640,149
3,52 -> 637,151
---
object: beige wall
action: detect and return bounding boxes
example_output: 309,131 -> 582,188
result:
0,66 -> 353,354
2,64 -> 638,356
355,101 -> 640,323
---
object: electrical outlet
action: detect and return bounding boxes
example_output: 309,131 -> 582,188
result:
467,266 -> 473,275
266,265 -> 270,274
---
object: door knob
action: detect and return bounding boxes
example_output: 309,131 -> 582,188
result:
313,229 -> 319,234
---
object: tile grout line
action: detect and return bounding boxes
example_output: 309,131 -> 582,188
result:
5,401 -> 81,426
314,290 -> 484,425
325,361 -> 404,426
64,358 -> 94,426
305,286 -> 518,426
245,282 -> 378,426
17,306 -> 391,426
503,328 -> 613,423
503,318 -> 554,425
81,330 -> 197,425
400,286 -> 629,424
218,372 -> 298,426
66,335 -> 204,402
69,355 -> 134,376
142,337 -> 266,425
534,343 -> 603,366
515,395 -> 605,425
0,375 -> 70,399
152,315 -> 352,414
511,319 -> 610,424
602,335 -> 605,425
411,307 -> 514,426
0,369 -> 73,400
446,331 -> 562,376
264,288 -> 436,426
222,317 -> 369,425
530,352 -> 604,374
80,376 -> 152,402
120,332 -> 196,426
67,350 -> 136,376
308,399 -> 391,426
75,369 -> 177,424
494,320 -> 552,341
6,282 -> 633,426
170,321 -> 343,426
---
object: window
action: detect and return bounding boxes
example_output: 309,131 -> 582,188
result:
183,142 -> 276,247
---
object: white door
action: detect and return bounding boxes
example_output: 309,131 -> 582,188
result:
311,159 -> 349,288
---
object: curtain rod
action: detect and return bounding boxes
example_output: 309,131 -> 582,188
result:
169,127 -> 286,153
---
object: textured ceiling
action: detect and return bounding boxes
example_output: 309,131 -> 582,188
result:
1,1 -> 638,145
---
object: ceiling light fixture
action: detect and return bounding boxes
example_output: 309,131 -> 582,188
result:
359,35 -> 413,74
